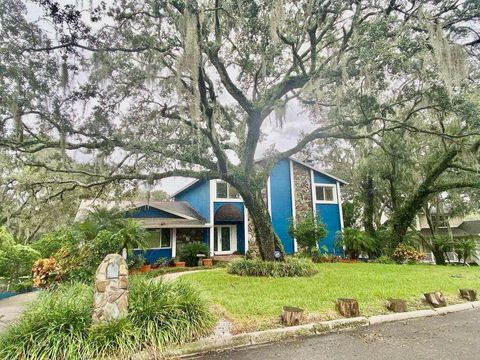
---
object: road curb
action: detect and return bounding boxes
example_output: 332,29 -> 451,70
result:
167,302 -> 479,358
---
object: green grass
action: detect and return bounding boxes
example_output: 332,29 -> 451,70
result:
182,262 -> 480,332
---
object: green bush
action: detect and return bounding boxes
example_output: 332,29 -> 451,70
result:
59,230 -> 120,283
177,242 -> 210,267
288,214 -> 327,253
228,258 -> 317,277
335,228 -> 375,259
454,238 -> 476,265
0,244 -> 40,285
0,278 -> 215,359
31,229 -> 77,258
0,226 -> 15,250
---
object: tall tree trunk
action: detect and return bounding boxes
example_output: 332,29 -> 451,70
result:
240,189 -> 284,261
361,173 -> 376,236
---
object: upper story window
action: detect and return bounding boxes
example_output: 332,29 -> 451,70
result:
315,185 -> 337,203
216,180 -> 241,199
144,229 -> 172,249
431,214 -> 449,228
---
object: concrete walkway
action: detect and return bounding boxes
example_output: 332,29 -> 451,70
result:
0,292 -> 38,332
189,308 -> 480,360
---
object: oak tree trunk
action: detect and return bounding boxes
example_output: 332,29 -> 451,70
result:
239,187 -> 285,261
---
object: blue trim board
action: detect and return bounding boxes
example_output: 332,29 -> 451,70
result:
270,159 -> 295,254
175,180 -> 210,221
316,203 -> 342,254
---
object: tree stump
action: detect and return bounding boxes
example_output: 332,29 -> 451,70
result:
386,298 -> 407,313
336,298 -> 359,318
459,289 -> 477,302
424,292 -> 447,308
282,306 -> 304,326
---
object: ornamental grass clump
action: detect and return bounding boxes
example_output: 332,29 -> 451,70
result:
0,277 -> 215,359
228,258 -> 317,277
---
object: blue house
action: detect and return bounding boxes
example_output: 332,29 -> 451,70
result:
77,158 -> 346,262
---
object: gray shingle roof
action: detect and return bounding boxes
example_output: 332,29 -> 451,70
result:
75,199 -> 207,226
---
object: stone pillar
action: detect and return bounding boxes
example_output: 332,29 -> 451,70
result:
92,254 -> 128,323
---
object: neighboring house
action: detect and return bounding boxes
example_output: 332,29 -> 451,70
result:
416,210 -> 480,264
77,157 -> 346,263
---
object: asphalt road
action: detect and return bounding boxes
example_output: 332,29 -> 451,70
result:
189,308 -> 480,360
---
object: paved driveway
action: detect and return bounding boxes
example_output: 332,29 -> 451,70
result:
0,292 -> 38,333
190,308 -> 480,360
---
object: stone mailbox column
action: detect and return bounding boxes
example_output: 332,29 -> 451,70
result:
92,254 -> 128,323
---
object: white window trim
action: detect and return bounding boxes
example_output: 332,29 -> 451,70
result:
213,180 -> 243,202
213,225 -> 237,255
314,184 -> 338,204
137,228 -> 173,250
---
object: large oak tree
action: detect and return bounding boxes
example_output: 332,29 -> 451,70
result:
1,0 -> 479,259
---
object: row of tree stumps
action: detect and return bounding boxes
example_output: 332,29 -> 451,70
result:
282,289 -> 478,326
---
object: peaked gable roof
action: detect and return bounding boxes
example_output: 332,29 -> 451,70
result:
75,199 -> 206,223
170,157 -> 347,198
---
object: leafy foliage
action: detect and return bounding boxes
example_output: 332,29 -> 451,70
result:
0,244 -> 40,285
288,214 -> 327,254
335,228 -> 375,259
228,258 -> 317,277
0,278 -> 215,359
177,242 -> 210,267
0,226 -> 15,250
32,258 -> 62,288
453,238 -> 477,265
392,244 -> 426,264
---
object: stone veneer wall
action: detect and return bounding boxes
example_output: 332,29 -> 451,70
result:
292,162 -> 313,221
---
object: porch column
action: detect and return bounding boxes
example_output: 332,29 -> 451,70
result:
209,226 -> 215,256
172,228 -> 177,258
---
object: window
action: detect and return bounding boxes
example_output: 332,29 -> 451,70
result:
145,229 -> 172,249
315,185 -> 336,203
431,215 -> 449,228
215,181 -> 241,199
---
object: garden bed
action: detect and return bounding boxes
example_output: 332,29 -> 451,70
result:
181,262 -> 480,332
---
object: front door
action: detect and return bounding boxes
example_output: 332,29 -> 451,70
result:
214,225 -> 236,254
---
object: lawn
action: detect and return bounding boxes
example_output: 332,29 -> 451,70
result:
182,263 -> 480,332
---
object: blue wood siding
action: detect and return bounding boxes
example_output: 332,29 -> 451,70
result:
175,180 -> 210,221
126,206 -> 181,219
316,204 -> 342,254
314,171 -> 337,184
133,248 -> 172,264
270,159 -> 295,254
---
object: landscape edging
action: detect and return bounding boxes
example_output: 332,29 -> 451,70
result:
166,302 -> 480,358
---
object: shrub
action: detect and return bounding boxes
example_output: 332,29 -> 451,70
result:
0,282 -> 93,359
392,244 -> 426,263
428,236 -> 454,265
0,244 -> 40,286
454,238 -> 477,265
372,255 -> 395,264
177,242 -> 210,267
59,230 -> 120,283
0,226 -> 15,250
0,278 -> 215,359
228,258 -> 317,277
288,214 -> 327,253
31,229 -> 77,258
335,228 -> 375,259
32,258 -> 62,288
